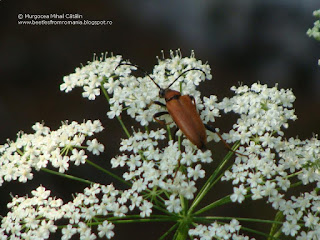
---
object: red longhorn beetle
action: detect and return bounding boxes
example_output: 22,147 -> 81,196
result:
117,62 -> 242,153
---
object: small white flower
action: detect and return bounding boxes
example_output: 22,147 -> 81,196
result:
56,155 -> 70,173
60,76 -> 76,93
282,221 -> 301,236
70,149 -> 87,166
230,185 -> 247,203
82,85 -> 100,100
261,181 -> 278,197
62,224 -> 77,240
251,186 -> 263,200
228,219 -> 241,233
187,164 -> 205,180
181,181 -> 197,199
304,213 -> 319,228
107,102 -> 123,119
97,221 -> 115,239
139,200 -> 153,217
32,122 -> 50,135
86,139 -> 104,155
189,220 -> 248,240
164,195 -> 182,213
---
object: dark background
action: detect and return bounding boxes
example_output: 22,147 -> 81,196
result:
0,1 -> 319,239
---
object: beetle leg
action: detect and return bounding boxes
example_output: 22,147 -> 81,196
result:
153,111 -> 169,125
205,124 -> 247,157
189,95 -> 196,105
153,101 -> 166,107
148,100 -> 166,108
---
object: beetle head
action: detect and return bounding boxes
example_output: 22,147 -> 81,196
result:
159,88 -> 166,98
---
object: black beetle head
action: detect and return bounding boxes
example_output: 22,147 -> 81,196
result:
159,88 -> 166,98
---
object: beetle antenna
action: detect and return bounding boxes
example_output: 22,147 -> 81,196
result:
167,68 -> 207,89
116,62 -> 162,89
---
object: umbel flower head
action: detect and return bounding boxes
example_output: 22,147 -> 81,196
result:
61,50 -> 213,126
1,38 -> 320,240
0,120 -> 104,185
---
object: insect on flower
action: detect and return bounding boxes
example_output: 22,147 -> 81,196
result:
116,62 -> 243,154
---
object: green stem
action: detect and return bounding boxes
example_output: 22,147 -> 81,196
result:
268,211 -> 284,240
194,194 -> 231,215
209,164 -> 232,190
101,82 -> 111,101
180,194 -> 186,215
66,215 -> 177,227
85,159 -> 131,186
188,142 -> 240,215
159,223 -> 179,240
117,115 -> 131,138
100,83 -> 131,138
175,221 -> 189,240
145,125 -> 149,134
286,170 -> 303,179
109,218 -> 175,224
106,214 -> 173,220
290,181 -> 303,188
240,226 -> 281,240
41,168 -> 94,185
167,125 -> 172,141
194,216 -> 283,225
153,204 -> 177,217
273,228 -> 284,239
195,179 -> 303,216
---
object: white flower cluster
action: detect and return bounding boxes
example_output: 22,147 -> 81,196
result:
60,54 -> 132,100
307,9 -> 320,41
220,83 -> 296,143
280,191 -> 320,239
307,9 -> 320,65
1,51 -> 218,239
0,120 -> 104,185
111,129 -> 212,213
61,50 -> 212,126
2,47 -> 319,239
0,184 -> 150,239
189,219 -> 254,240
220,84 -> 320,237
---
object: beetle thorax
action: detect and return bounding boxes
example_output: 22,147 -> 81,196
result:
162,89 -> 181,102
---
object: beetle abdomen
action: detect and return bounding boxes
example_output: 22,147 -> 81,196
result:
166,94 -> 207,149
